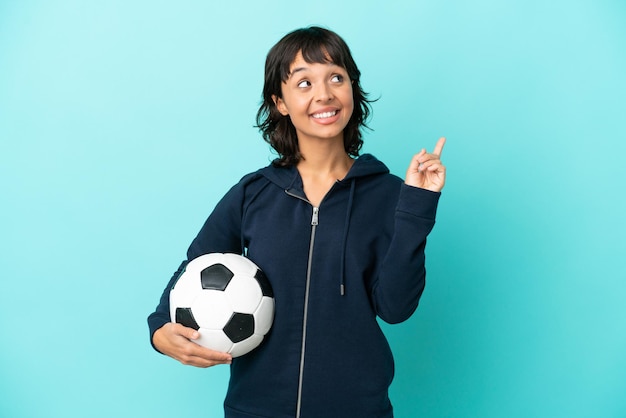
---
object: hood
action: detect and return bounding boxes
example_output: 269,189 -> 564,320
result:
259,153 -> 390,190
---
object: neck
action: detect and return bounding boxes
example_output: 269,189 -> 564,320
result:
295,138 -> 354,207
297,140 -> 353,179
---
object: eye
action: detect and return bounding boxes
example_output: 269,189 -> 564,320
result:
297,80 -> 311,88
331,74 -> 344,83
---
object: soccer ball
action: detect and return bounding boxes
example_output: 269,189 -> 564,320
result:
169,253 -> 274,357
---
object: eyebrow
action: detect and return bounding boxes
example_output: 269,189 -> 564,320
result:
289,67 -> 308,77
288,62 -> 340,78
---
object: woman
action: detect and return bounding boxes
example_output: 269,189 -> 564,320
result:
148,26 -> 446,418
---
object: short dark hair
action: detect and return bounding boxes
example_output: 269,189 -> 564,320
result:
256,26 -> 373,167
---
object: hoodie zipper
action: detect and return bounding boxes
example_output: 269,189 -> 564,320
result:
295,205 -> 318,418
284,189 -> 318,418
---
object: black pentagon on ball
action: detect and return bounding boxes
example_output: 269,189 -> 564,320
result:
254,269 -> 273,297
175,307 -> 200,331
201,263 -> 234,290
223,313 -> 255,343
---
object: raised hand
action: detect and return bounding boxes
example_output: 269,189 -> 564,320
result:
405,137 -> 446,192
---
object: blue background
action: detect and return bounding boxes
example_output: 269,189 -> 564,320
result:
1,1 -> 625,417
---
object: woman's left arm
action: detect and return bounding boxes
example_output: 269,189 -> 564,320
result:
371,138 -> 446,323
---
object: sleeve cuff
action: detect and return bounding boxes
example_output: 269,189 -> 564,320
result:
396,183 -> 441,220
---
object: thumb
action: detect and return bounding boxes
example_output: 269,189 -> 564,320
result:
175,323 -> 200,340
408,149 -> 426,174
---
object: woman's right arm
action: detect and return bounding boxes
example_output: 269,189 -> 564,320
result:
147,175 -> 256,367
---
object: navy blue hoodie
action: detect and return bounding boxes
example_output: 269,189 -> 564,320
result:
148,154 -> 440,418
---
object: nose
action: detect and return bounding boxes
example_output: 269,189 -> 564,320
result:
315,82 -> 334,102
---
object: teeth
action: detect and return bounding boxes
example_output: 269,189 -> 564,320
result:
312,111 -> 337,119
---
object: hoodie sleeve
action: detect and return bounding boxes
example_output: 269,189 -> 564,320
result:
146,179 -> 249,350
371,183 -> 440,324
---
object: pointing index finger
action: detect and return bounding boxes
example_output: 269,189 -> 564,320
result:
433,137 -> 446,156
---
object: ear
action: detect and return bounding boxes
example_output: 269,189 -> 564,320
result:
272,95 -> 289,116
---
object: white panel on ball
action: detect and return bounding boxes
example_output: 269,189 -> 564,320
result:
222,253 -> 258,276
191,291 -> 233,329
230,334 -> 264,357
197,328 -> 233,353
253,297 -> 275,335
225,275 -> 263,313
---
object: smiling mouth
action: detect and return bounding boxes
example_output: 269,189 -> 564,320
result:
311,110 -> 338,119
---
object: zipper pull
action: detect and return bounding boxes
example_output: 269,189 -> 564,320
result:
311,207 -> 319,226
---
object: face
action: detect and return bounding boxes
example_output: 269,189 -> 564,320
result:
273,51 -> 354,146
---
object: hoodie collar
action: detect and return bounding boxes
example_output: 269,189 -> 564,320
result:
259,153 -> 389,190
